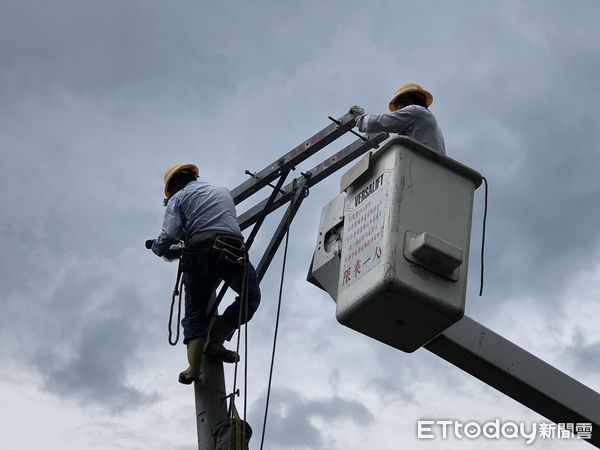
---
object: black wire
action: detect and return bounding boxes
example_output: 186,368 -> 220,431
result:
243,252 -> 249,444
168,258 -> 184,346
479,176 -> 488,297
259,213 -> 291,450
230,257 -> 248,416
229,253 -> 249,450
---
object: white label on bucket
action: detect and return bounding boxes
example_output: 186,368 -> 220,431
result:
340,173 -> 389,290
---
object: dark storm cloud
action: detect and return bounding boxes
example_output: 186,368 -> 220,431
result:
42,287 -> 158,412
253,389 -> 374,449
0,251 -> 165,412
422,1 -> 600,312
0,0 -> 342,108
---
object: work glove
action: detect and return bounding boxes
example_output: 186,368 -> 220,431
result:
349,105 -> 365,116
145,239 -> 155,249
162,245 -> 183,260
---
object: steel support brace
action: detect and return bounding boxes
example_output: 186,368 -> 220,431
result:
230,113 -> 357,204
238,132 -> 389,230
244,170 -> 290,251
207,170 -> 291,318
205,119 -> 379,320
424,316 -> 600,448
256,173 -> 311,282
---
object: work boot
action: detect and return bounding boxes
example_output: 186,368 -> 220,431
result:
204,316 -> 240,363
178,337 -> 205,385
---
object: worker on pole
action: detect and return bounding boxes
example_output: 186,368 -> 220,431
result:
350,82 -> 446,155
149,164 -> 261,384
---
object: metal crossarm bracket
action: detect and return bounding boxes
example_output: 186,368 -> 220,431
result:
328,115 -> 367,142
205,115 -> 382,321
230,112 -> 357,204
237,132 -> 389,230
256,172 -> 311,282
244,170 -> 290,251
244,170 -> 287,195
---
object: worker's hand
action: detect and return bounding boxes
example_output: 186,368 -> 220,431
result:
145,239 -> 155,249
162,246 -> 183,260
349,105 -> 365,116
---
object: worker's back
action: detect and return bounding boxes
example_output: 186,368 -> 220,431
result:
174,180 -> 242,239
395,105 -> 445,155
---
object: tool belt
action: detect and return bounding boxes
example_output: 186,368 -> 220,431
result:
182,232 -> 246,275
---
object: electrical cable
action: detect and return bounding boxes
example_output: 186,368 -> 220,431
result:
230,257 -> 248,403
168,258 -> 184,346
479,176 -> 488,296
229,250 -> 250,449
243,252 -> 249,441
259,210 -> 292,450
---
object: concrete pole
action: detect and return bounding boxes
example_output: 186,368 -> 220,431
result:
194,354 -> 227,450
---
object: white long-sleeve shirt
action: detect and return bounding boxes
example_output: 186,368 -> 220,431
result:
356,105 -> 446,155
152,180 -> 242,257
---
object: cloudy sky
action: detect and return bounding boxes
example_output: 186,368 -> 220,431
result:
1,1 -> 600,449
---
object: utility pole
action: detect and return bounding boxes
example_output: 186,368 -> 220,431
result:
193,356 -> 227,450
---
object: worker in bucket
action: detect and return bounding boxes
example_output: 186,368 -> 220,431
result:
350,82 -> 446,155
148,164 -> 261,384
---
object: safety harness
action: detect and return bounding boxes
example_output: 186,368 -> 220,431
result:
183,234 -> 245,273
168,233 -> 246,346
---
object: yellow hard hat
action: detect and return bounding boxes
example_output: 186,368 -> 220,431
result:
163,163 -> 199,199
388,82 -> 433,111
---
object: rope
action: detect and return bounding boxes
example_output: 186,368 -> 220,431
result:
228,251 -> 250,450
168,258 -> 184,346
243,254 -> 249,440
259,213 -> 291,450
230,253 -> 249,411
479,176 -> 489,296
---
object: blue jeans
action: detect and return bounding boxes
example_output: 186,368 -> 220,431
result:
181,260 -> 261,345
